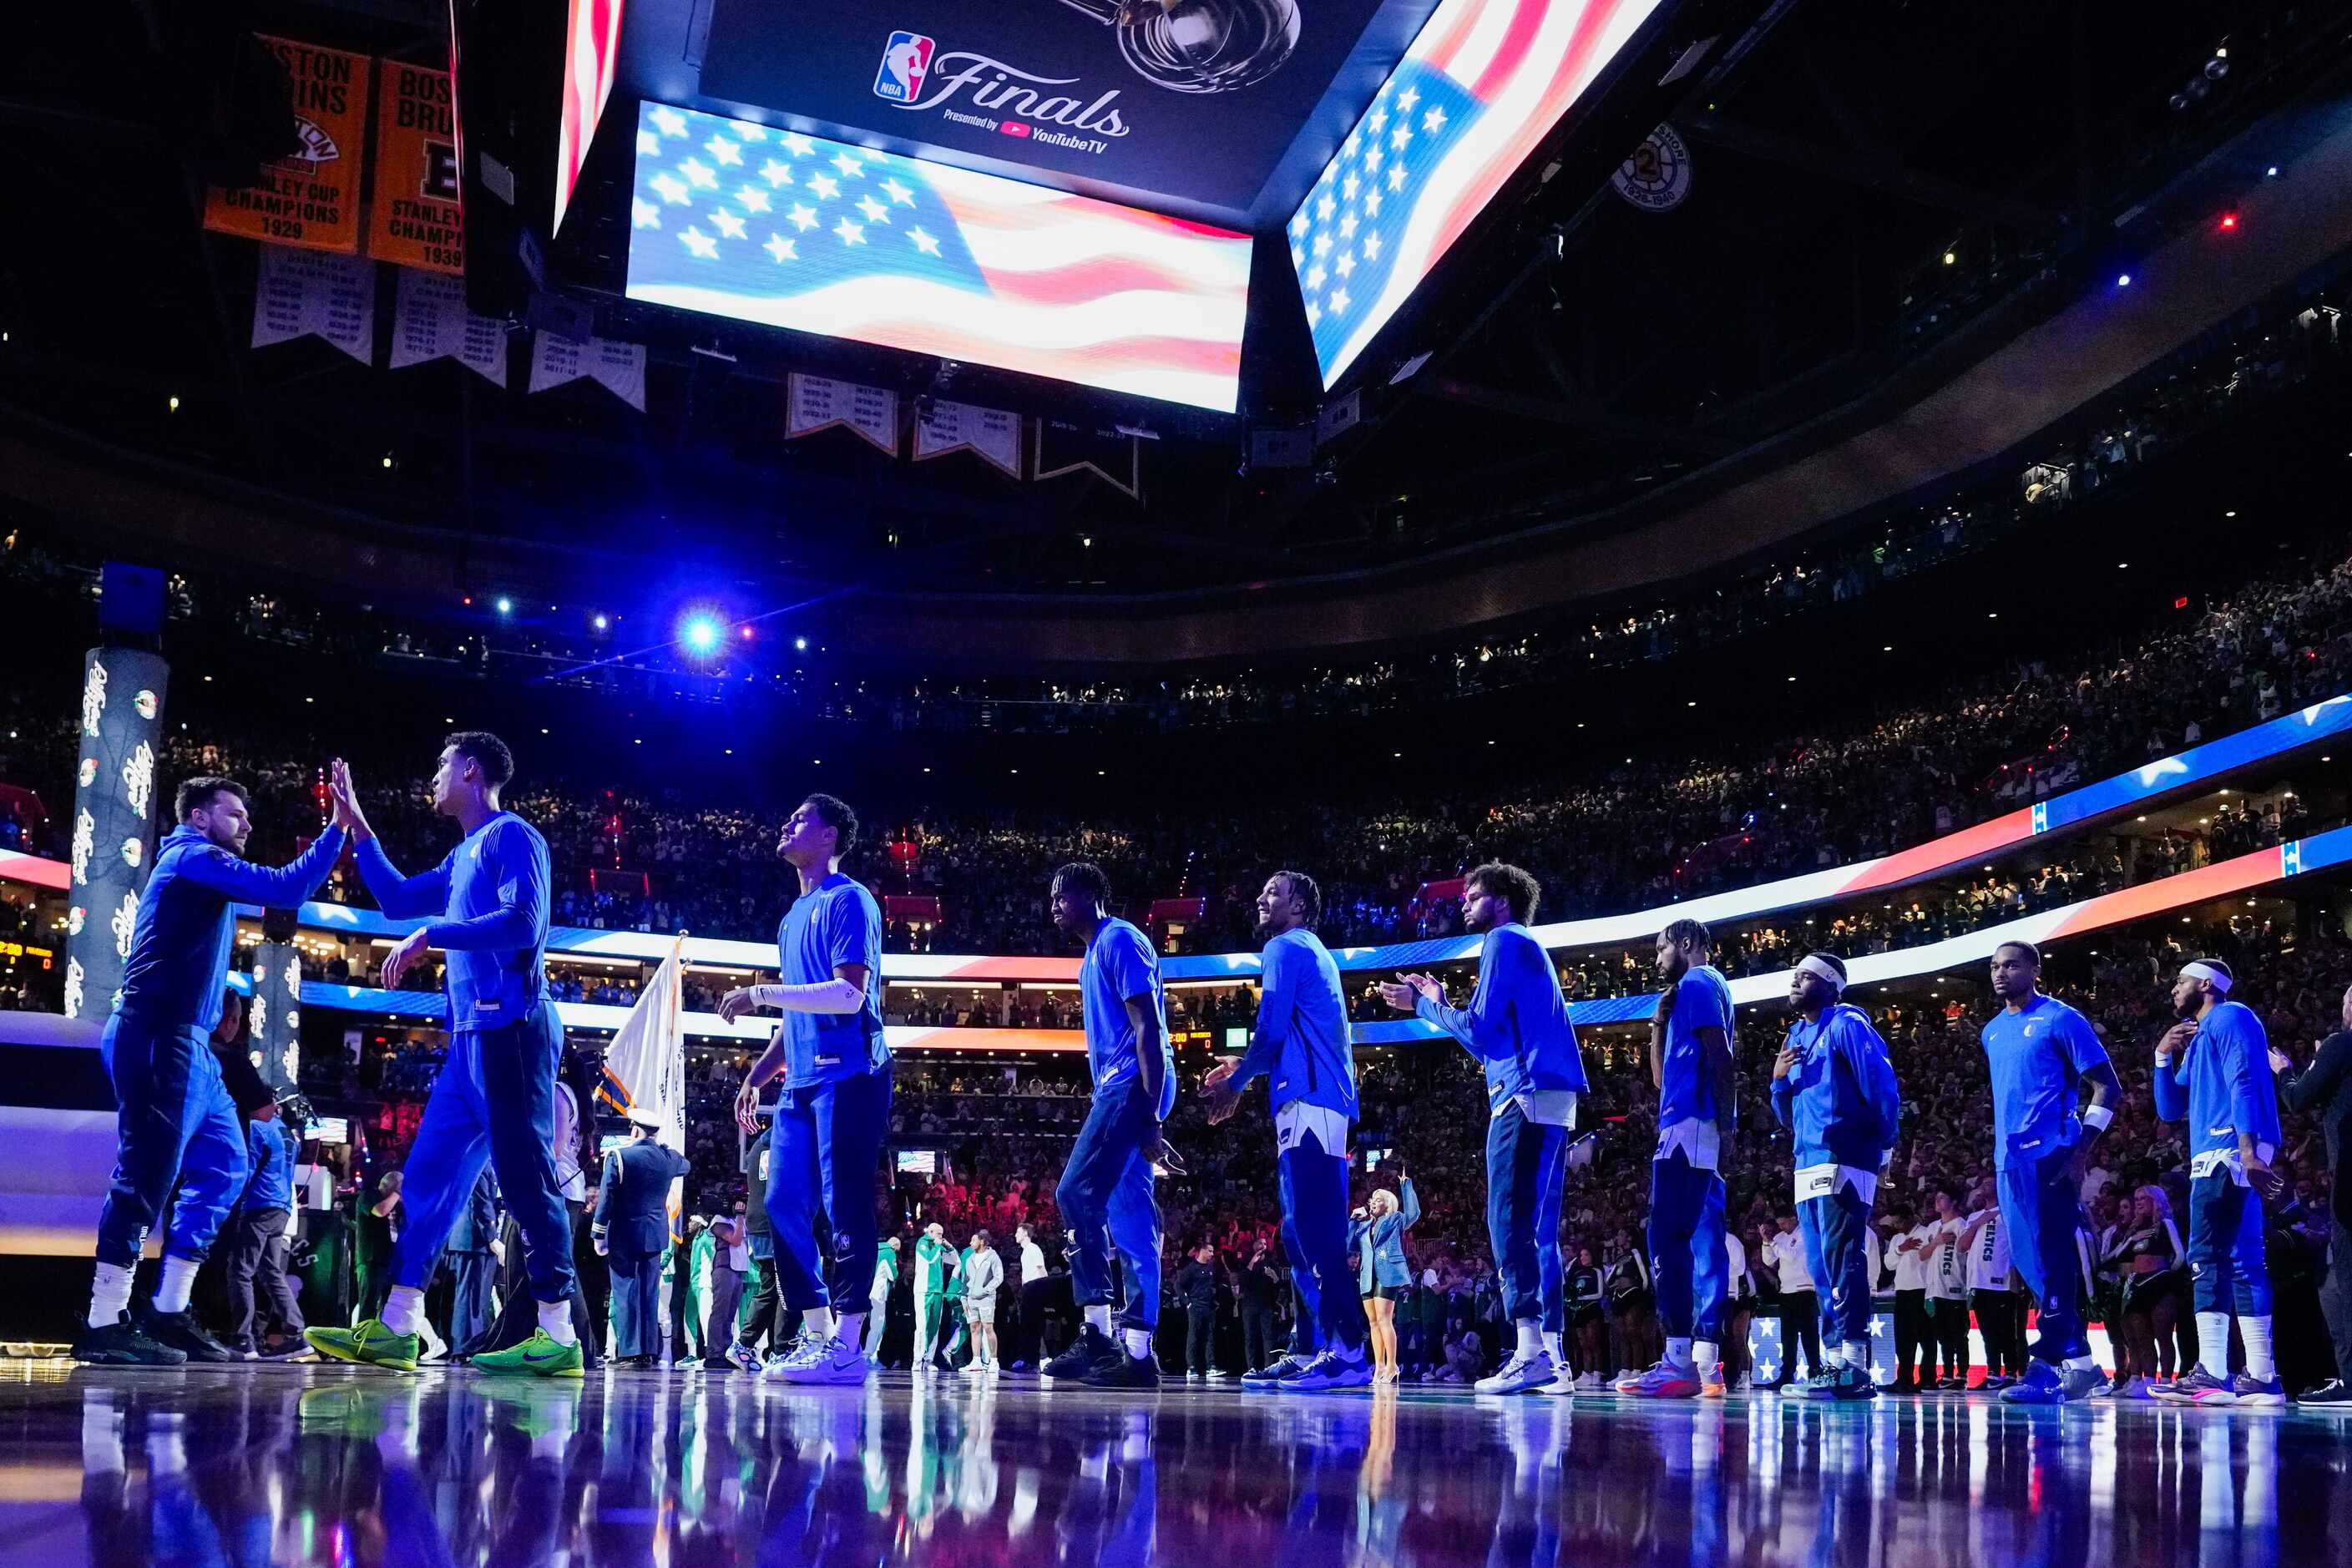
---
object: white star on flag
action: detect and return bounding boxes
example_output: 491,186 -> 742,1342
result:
736,185 -> 772,214
680,158 -> 717,190
1290,245 -> 1304,266
780,133 -> 815,156
882,178 -> 915,205
1368,108 -> 1388,134
1363,144 -> 1383,175
1391,122 -> 1413,151
1396,85 -> 1419,112
711,209 -> 746,240
632,198 -> 661,229
650,173 -> 690,205
1318,193 -> 1336,220
1338,212 -> 1358,240
1306,300 -> 1322,326
833,217 -> 865,245
1328,287 -> 1349,313
787,203 -> 818,231
1335,251 -> 1355,278
1423,106 -> 1448,133
733,122 -> 766,141
809,173 -> 841,200
831,151 -> 865,178
650,106 -> 689,139
1290,211 -> 1309,238
1312,232 -> 1332,258
1364,190 -> 1383,218
706,135 -> 742,166
1342,173 -> 1360,201
680,227 -> 719,260
1388,164 -> 1407,191
760,159 -> 795,187
1363,232 -> 1381,259
637,129 -> 660,157
1305,263 -> 1326,290
855,195 -> 888,223
908,225 -> 941,255
764,234 -> 797,262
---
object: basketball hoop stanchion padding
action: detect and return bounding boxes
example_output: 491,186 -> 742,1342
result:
65,646 -> 169,1021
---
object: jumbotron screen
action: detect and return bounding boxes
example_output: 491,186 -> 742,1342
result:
1289,0 -> 1667,387
625,101 -> 1252,412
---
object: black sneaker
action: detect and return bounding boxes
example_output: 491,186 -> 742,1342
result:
1042,1327 -> 1119,1381
1082,1352 -> 1161,1390
136,1307 -> 237,1363
72,1315 -> 189,1368
2297,1378 -> 2352,1407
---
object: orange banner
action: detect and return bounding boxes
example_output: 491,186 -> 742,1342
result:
367,62 -> 463,274
201,37 -> 372,255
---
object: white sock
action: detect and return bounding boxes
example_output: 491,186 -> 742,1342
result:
2196,1312 -> 2230,1378
537,1300 -> 579,1347
805,1306 -> 837,1339
1516,1321 -> 1542,1358
382,1286 -> 426,1337
1667,1335 -> 1693,1368
1544,1331 -> 1565,1365
2241,1315 -> 2274,1381
88,1262 -> 134,1330
1086,1304 -> 1113,1336
1122,1327 -> 1153,1358
2065,1354 -> 2099,1374
837,1313 -> 864,1350
153,1257 -> 199,1316
1695,1339 -> 1722,1370
1841,1342 -> 1870,1371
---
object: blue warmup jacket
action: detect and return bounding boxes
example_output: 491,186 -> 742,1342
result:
1232,926 -> 1357,1119
1414,923 -> 1588,1114
117,825 -> 346,1031
242,1118 -> 296,1212
1769,1003 -> 1901,1171
354,813 -> 549,1031
2152,999 -> 2284,1159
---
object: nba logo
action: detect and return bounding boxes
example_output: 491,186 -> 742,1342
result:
874,31 -> 936,102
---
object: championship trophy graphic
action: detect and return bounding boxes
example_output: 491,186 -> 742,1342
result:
1050,0 -> 1301,94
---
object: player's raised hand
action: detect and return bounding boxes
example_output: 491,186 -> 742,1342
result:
1377,978 -> 1419,1011
717,987 -> 759,1023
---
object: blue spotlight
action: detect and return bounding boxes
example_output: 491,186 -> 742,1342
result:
494,596 -> 513,615
680,615 -> 722,655
2116,273 -> 2132,287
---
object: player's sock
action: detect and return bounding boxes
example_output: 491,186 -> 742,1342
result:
1086,1304 -> 1113,1337
88,1262 -> 134,1329
837,1313 -> 865,1350
1544,1331 -> 1565,1366
382,1286 -> 427,1337
1515,1322 -> 1542,1359
537,1300 -> 579,1347
1121,1327 -> 1152,1359
805,1307 -> 837,1340
1667,1336 -> 1693,1368
1841,1342 -> 1870,1371
2195,1313 -> 2230,1377
153,1256 -> 200,1316
2240,1315 -> 2275,1380
1695,1339 -> 1722,1371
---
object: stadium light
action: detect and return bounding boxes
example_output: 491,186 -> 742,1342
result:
680,614 -> 722,655
593,614 -> 609,631
2219,213 -> 2238,230
2117,274 -> 2132,287
495,596 -> 513,615
794,636 -> 809,652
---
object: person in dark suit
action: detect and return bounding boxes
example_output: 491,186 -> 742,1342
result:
594,1115 -> 690,1367
446,1171 -> 503,1356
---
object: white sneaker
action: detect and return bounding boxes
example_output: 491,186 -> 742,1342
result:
766,1330 -> 825,1373
772,1336 -> 870,1385
1576,1371 -> 1601,1391
1476,1349 -> 1557,1395
1733,1373 -> 1753,1393
1539,1367 -> 1580,1394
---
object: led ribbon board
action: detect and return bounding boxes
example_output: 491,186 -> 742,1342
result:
625,101 -> 1252,412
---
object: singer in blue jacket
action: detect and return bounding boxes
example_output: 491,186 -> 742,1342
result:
1769,953 -> 1900,1401
1205,871 -> 1370,1390
1383,862 -> 1588,1395
74,775 -> 346,1368
306,736 -> 582,1378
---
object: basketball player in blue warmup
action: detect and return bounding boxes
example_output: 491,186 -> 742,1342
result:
1980,940 -> 2122,1404
2150,958 -> 2286,1406
720,793 -> 891,1385
1769,953 -> 1901,1401
1382,862 -> 1589,1395
73,776 -> 348,1366
1619,918 -> 1736,1398
1205,871 -> 1372,1391
1042,862 -> 1173,1389
307,739 -> 583,1377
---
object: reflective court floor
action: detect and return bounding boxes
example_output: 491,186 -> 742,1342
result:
2,1363 -> 2349,1567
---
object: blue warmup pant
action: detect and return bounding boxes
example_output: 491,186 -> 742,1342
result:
391,1004 -> 576,1305
765,1065 -> 893,1313
2186,1171 -> 2273,1317
1798,1184 -> 1876,1350
1281,1188 -> 1321,1356
95,1014 -> 249,1270
1280,1129 -> 1368,1353
1485,1101 -> 1567,1326
1996,1149 -> 2090,1363
1647,1150 -> 1727,1342
1056,1075 -> 1164,1331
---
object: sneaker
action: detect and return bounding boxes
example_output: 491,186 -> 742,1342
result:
1477,1349 -> 1560,1395
2231,1373 -> 2286,1409
473,1329 -> 585,1379
1080,1351 -> 1161,1389
1242,1353 -> 1314,1388
1186,1370 -> 1204,1381
1732,1372 -> 1752,1393
1812,1366 -> 1877,1403
1698,1365 -> 1727,1399
304,1320 -> 422,1373
1576,1371 -> 1601,1391
772,1337 -> 871,1386
1540,1367 -> 1581,1395
1802,1368 -> 1840,1400
136,1307 -> 237,1364
1042,1327 -> 1120,1382
1978,1373 -> 2012,1392
1934,1376 -> 1965,1392
1279,1350 -> 1373,1391
767,1329 -> 826,1373
72,1315 -> 188,1368
2117,1375 -> 2157,1400
2151,1367 -> 2237,1406
726,1342 -> 761,1373
2295,1378 -> 2352,1407
1617,1358 -> 1702,1399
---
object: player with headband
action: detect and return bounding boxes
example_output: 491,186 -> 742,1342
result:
2150,957 -> 2286,1406
1769,953 -> 1901,1401
1979,940 -> 2122,1403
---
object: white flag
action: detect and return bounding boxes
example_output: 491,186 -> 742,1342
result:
913,398 -> 1021,478
530,332 -> 649,411
389,269 -> 508,387
599,936 -> 685,1152
787,372 -> 898,456
252,246 -> 375,364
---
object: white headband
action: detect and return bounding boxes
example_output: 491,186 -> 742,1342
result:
1797,955 -> 1846,994
2180,961 -> 2232,994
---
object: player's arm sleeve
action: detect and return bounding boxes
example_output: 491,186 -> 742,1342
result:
2151,1037 -> 2189,1122
426,822 -> 549,951
1768,1039 -> 1798,1129
1414,930 -> 1520,1059
2222,1012 -> 2271,1140
1232,943 -> 1292,1088
352,836 -> 452,920
176,826 -> 347,908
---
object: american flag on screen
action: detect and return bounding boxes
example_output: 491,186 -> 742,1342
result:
1292,0 -> 1667,385
625,103 -> 1250,412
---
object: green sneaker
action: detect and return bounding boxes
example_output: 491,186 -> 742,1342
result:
304,1320 -> 421,1372
473,1329 -> 585,1379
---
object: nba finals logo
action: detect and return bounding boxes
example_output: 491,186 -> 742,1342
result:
874,32 -> 937,103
